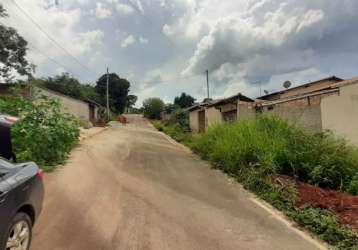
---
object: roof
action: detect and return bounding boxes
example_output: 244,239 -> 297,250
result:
206,93 -> 254,107
331,77 -> 358,89
187,100 -> 216,112
258,88 -> 339,107
187,93 -> 253,111
258,76 -> 343,100
36,86 -> 100,107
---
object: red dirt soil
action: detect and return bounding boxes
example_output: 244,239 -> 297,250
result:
273,176 -> 358,230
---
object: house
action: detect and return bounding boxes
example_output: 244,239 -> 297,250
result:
257,76 -> 358,144
188,93 -> 254,133
0,83 -> 100,124
258,76 -> 343,101
34,87 -> 100,124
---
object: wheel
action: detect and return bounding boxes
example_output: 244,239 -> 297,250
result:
4,213 -> 32,250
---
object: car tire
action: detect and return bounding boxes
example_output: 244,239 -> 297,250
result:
2,212 -> 32,250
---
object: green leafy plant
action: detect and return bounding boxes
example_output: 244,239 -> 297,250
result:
0,89 -> 80,170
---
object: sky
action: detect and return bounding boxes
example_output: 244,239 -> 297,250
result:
2,0 -> 358,106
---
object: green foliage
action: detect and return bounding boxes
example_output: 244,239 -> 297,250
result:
156,114 -> 358,249
96,73 -> 130,114
152,121 -> 193,147
289,207 -> 358,249
192,115 -> 358,193
169,108 -> 190,130
126,95 -> 138,112
348,174 -> 358,195
34,73 -> 101,102
143,98 -> 164,119
0,91 -> 80,170
174,92 -> 196,108
164,103 -> 180,114
0,4 -> 33,81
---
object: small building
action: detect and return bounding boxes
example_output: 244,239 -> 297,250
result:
188,93 -> 254,133
257,76 -> 358,144
34,87 -> 100,124
258,76 -> 343,101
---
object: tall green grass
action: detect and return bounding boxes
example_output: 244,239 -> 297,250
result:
192,115 -> 358,194
155,115 -> 358,248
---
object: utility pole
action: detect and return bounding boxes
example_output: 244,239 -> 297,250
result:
259,82 -> 262,96
206,69 -> 210,99
106,67 -> 110,120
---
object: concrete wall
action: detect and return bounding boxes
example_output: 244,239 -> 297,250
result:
321,84 -> 358,144
206,106 -> 223,127
189,110 -> 200,133
36,87 -> 91,121
238,101 -> 256,120
280,79 -> 338,99
261,94 -> 337,132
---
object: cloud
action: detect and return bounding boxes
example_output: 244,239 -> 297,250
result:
129,0 -> 144,14
94,2 -> 112,19
139,36 -> 148,44
121,35 -> 136,48
2,0 -> 105,80
115,3 -> 134,15
180,0 -> 358,85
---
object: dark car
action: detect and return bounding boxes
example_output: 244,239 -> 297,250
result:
0,117 -> 44,250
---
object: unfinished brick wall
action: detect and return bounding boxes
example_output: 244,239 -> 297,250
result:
262,92 -> 338,132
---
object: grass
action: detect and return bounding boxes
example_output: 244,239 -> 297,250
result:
154,115 -> 358,249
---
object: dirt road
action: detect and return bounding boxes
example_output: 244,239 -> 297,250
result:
31,115 -> 325,250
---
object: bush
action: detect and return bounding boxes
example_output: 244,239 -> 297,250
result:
289,207 -> 358,249
0,91 -> 80,170
158,114 -> 358,249
143,98 -> 164,119
192,115 -> 358,193
169,108 -> 190,131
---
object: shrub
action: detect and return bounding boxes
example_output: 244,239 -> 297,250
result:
143,98 -> 164,119
159,114 -> 358,249
192,115 -> 358,193
0,91 -> 80,170
289,207 -> 358,249
348,174 -> 358,195
169,108 -> 190,130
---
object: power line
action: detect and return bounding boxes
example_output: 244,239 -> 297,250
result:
0,20 -> 79,78
10,0 -> 99,77
26,43 -> 78,77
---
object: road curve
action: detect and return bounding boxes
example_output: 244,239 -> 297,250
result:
31,115 -> 325,250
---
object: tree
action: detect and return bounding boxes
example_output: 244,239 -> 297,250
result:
126,95 -> 137,112
95,73 -> 130,114
174,92 -> 196,108
143,98 -> 164,119
33,73 -> 101,103
164,103 -> 179,114
0,5 -> 33,81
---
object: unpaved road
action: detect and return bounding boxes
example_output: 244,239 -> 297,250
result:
31,115 -> 325,250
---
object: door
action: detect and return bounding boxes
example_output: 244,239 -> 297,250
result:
198,110 -> 205,133
89,104 -> 95,123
